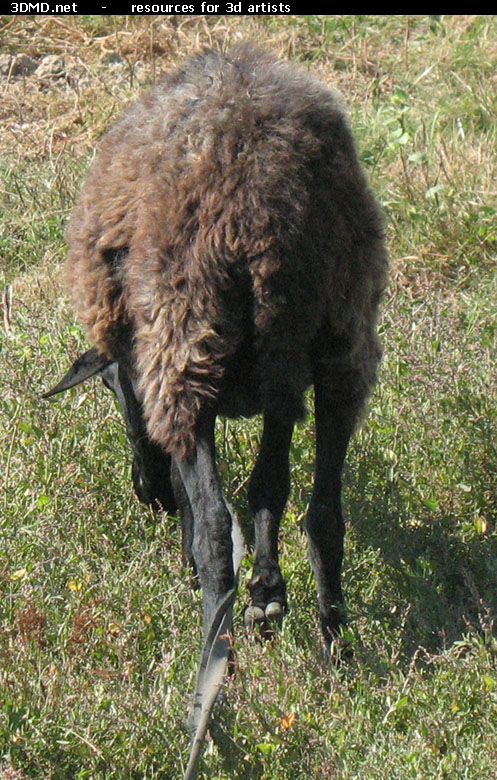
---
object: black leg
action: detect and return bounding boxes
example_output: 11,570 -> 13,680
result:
175,414 -> 246,780
170,459 -> 196,573
305,378 -> 362,646
173,413 -> 235,632
101,360 -> 200,579
246,413 -> 294,625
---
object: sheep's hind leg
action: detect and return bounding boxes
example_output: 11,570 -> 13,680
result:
174,413 -> 245,780
245,412 -> 294,634
174,413 -> 236,630
305,374 -> 362,647
305,378 -> 362,652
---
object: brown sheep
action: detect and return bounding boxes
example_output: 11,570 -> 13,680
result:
45,42 -> 388,777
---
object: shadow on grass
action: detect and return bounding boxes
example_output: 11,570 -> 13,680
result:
345,464 -> 497,661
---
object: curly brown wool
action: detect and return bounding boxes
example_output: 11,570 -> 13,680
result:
49,44 -> 390,775
65,42 -> 387,459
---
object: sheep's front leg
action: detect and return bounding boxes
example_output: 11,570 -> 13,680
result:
246,413 -> 294,630
305,380 -> 361,648
170,460 -> 196,573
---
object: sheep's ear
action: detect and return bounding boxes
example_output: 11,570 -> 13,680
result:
42,347 -> 112,399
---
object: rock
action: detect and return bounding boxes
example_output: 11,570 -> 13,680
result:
35,55 -> 66,81
0,53 -> 37,78
100,51 -> 126,66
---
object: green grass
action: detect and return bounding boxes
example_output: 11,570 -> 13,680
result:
1,14 -> 497,780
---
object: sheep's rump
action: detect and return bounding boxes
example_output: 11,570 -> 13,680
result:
66,43 -> 387,457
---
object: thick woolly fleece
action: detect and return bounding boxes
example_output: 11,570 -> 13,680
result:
65,42 -> 387,458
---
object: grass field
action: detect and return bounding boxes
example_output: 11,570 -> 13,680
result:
1,14 -> 496,780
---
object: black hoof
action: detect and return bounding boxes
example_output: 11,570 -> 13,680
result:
244,601 -> 286,637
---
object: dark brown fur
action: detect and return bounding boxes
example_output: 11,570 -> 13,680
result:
51,47 -> 390,769
65,43 -> 387,458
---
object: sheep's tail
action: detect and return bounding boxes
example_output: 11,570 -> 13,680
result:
125,242 -> 242,459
